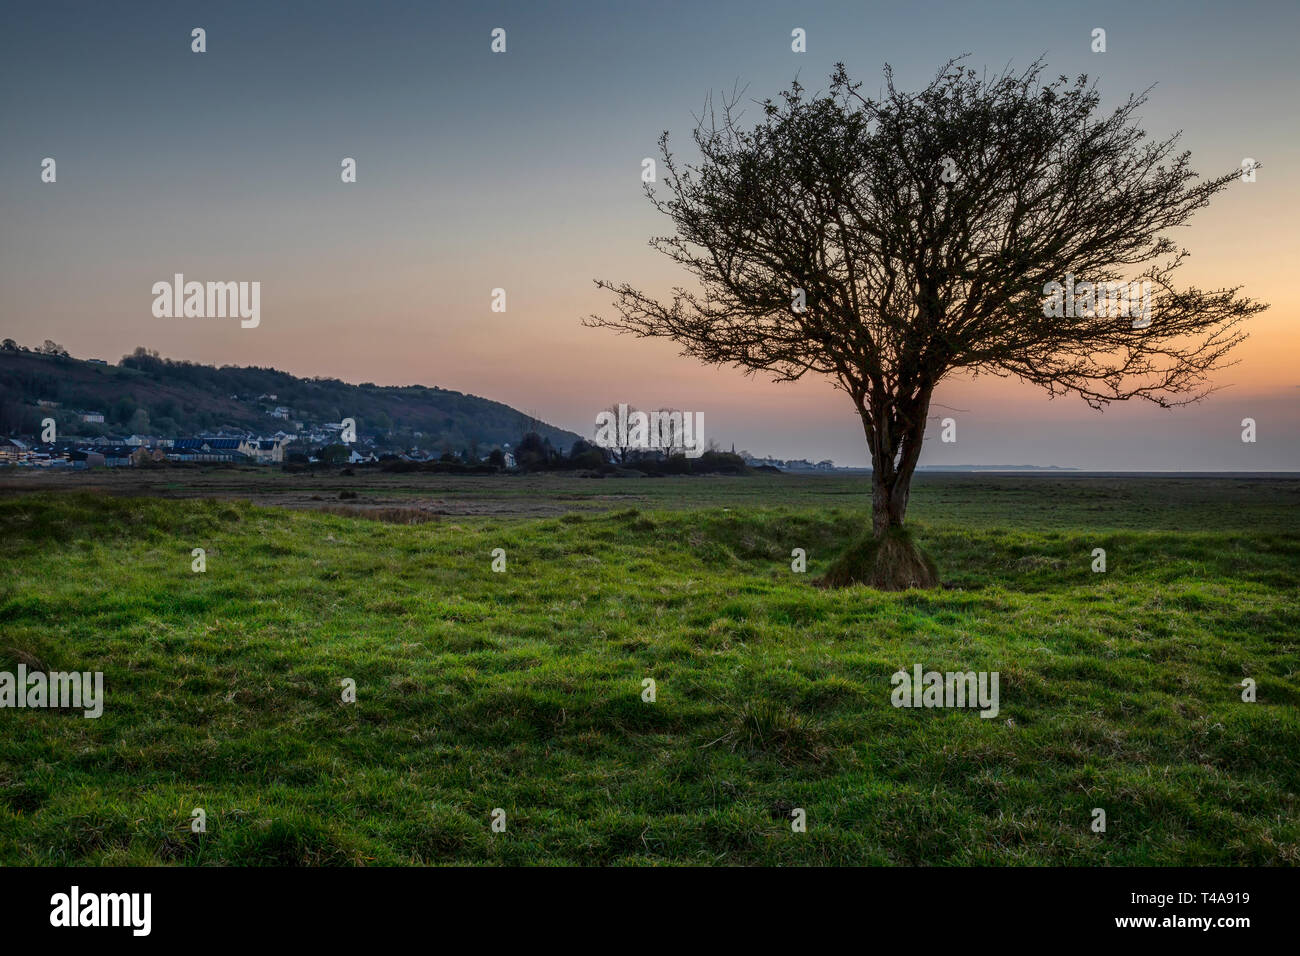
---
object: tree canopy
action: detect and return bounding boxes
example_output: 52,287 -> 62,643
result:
589,59 -> 1266,585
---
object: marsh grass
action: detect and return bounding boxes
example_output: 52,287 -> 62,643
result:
0,480 -> 1296,865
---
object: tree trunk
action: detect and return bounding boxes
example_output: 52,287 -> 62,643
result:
864,385 -> 932,538
821,386 -> 938,589
871,468 -> 913,537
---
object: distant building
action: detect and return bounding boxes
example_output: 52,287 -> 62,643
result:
250,439 -> 285,464
101,446 -> 134,467
0,438 -> 28,462
170,437 -> 250,463
77,411 -> 105,424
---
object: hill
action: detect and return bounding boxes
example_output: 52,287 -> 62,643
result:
0,343 -> 581,453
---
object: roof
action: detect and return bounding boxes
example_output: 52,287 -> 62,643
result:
174,437 -> 244,450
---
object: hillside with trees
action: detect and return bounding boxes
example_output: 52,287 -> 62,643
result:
0,340 -> 580,453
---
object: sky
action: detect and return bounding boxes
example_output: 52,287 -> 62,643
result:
1,0 -> 1297,469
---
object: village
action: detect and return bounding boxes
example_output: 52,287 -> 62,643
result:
0,405 -> 426,469
0,426 -> 835,473
0,431 -> 375,468
0,392 -> 834,473
0,375 -> 531,469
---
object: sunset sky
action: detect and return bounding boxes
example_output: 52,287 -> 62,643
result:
2,0 -> 1296,469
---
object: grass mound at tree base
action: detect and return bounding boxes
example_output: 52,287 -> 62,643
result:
818,526 -> 940,590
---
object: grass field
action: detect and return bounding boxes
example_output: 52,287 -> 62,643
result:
1,472 -> 1297,865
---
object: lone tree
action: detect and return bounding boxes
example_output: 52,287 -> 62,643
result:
588,60 -> 1266,588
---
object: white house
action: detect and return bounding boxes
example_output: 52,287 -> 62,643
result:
249,439 -> 285,464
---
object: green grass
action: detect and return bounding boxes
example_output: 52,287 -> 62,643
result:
0,476 -> 1297,865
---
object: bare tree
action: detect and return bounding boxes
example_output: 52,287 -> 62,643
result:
587,59 -> 1266,587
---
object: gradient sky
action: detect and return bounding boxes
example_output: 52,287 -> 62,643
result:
2,0 -> 1297,468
